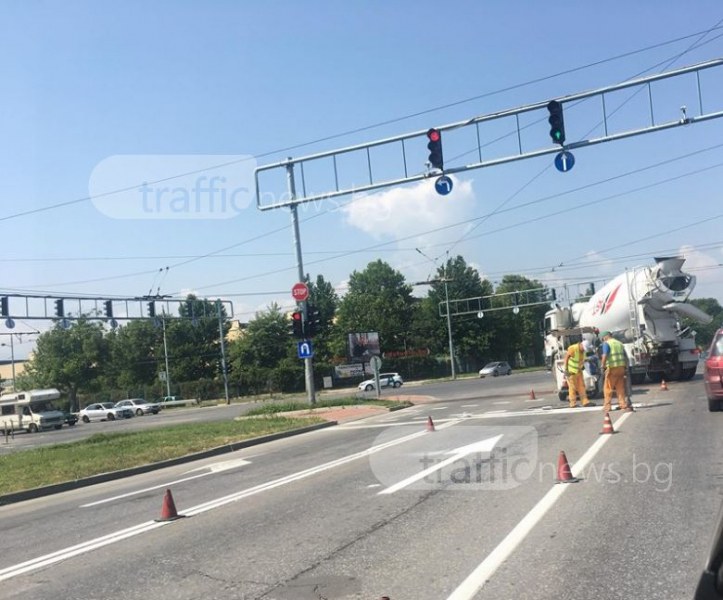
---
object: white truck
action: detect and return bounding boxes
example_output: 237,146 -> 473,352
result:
544,257 -> 712,386
0,388 -> 65,433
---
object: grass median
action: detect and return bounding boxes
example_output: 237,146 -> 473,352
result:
243,397 -> 413,416
0,416 -> 323,496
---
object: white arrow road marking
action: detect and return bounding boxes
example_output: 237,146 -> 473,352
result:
80,458 -> 252,508
378,434 -> 503,495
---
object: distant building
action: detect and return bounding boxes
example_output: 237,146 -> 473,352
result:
0,360 -> 27,392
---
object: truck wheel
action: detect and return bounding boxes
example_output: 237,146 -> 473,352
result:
28,423 -> 39,433
681,367 -> 697,381
631,373 -> 646,385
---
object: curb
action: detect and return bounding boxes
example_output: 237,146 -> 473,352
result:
0,421 -> 336,506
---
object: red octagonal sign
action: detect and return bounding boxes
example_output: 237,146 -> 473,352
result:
291,282 -> 309,302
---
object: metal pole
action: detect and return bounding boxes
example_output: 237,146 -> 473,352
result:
444,276 -> 456,380
162,315 -> 171,398
287,160 -> 316,404
217,300 -> 230,405
10,335 -> 15,388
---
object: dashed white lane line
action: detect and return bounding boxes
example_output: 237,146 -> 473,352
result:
446,411 -> 633,600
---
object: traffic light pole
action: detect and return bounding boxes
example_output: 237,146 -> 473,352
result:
286,160 -> 316,405
161,314 -> 171,398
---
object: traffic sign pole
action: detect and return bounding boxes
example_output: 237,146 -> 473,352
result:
287,160 -> 316,404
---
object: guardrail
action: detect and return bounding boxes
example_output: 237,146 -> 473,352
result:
157,398 -> 199,408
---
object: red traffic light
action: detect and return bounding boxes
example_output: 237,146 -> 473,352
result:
427,128 -> 441,142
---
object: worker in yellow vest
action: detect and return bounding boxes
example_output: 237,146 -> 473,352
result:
564,340 -> 595,408
600,331 -> 633,413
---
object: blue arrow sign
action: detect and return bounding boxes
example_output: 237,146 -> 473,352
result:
297,340 -> 314,359
434,175 -> 453,195
554,151 -> 575,172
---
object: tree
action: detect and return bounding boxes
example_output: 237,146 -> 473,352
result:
21,318 -> 108,411
490,275 -> 549,366
334,260 -> 415,356
105,320 -> 158,391
412,255 -> 495,371
683,298 -> 723,349
306,274 -> 339,361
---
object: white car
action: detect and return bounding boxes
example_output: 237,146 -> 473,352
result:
79,402 -> 133,423
114,398 -> 161,416
358,373 -> 404,391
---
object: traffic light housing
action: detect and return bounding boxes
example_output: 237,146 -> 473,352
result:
0,296 -> 8,317
306,305 -> 320,338
147,302 -> 156,318
547,100 -> 565,145
290,310 -> 304,339
54,299 -> 64,318
104,300 -> 113,318
426,128 -> 444,170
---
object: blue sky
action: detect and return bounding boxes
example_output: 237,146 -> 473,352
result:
2,1 -> 723,358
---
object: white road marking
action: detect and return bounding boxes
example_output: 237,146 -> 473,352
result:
430,406 -> 448,410
80,458 -> 253,507
446,411 -> 632,600
461,404 -> 478,408
0,419 -> 460,582
379,435 -> 503,495
492,401 -> 511,405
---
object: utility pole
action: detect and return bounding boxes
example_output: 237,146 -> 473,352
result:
161,314 -> 171,398
216,299 -> 230,405
287,159 -> 316,404
416,248 -> 456,379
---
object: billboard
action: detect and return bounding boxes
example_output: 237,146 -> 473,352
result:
348,331 -> 380,364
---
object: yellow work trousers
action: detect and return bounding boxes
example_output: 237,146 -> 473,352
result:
604,366 -> 629,411
567,372 -> 589,407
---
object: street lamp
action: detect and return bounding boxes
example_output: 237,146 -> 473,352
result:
415,248 -> 457,380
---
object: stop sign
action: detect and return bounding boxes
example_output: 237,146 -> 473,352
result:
291,282 -> 309,301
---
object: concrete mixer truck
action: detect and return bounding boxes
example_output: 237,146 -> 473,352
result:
544,257 -> 712,389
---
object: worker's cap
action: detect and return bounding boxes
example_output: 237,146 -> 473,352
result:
600,330 -> 612,337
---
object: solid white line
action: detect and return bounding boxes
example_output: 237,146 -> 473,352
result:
492,401 -> 511,405
0,419 -> 460,583
461,404 -> 478,408
80,472 -> 210,507
446,411 -> 632,600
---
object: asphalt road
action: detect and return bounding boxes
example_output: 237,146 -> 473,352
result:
1,372 -> 720,600
0,371 -> 556,453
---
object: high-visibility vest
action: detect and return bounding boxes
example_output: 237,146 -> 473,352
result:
606,338 -> 626,368
566,345 -> 584,374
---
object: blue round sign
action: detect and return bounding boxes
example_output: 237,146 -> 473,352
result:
435,175 -> 453,195
554,151 -> 575,172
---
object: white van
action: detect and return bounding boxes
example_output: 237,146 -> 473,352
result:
0,388 -> 65,433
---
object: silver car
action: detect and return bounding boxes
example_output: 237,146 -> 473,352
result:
358,373 -> 404,391
114,398 -> 161,416
79,402 -> 133,423
479,361 -> 512,378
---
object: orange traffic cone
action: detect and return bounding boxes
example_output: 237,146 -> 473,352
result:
426,416 -> 436,432
156,489 -> 183,521
529,389 -> 536,400
555,450 -> 579,483
600,412 -> 616,435
660,379 -> 668,391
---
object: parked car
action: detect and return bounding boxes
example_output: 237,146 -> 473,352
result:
79,402 -> 133,423
704,328 -> 723,412
479,361 -> 513,378
358,373 -> 403,391
115,398 -> 160,416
